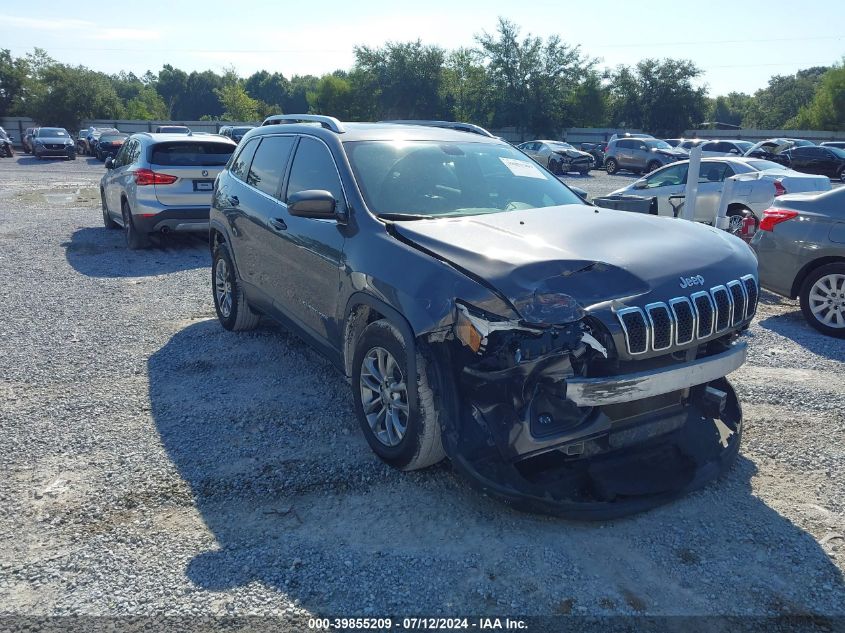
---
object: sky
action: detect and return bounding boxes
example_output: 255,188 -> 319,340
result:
1,0 -> 842,96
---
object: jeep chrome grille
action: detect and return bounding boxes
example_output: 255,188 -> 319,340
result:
616,275 -> 757,355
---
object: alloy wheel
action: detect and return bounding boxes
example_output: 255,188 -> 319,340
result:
214,257 -> 233,318
808,273 -> 845,329
359,346 -> 409,447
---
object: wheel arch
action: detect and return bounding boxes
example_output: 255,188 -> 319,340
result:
791,256 -> 845,299
342,293 -> 419,392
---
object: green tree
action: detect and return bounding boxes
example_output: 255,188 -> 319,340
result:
608,59 -> 706,136
178,70 -> 224,119
156,64 -> 187,118
308,74 -> 352,119
244,70 -> 288,112
743,67 -> 828,129
215,82 -> 260,121
29,64 -> 123,129
708,92 -> 752,127
787,61 -> 845,130
353,40 -> 446,119
442,47 -> 491,124
285,75 -> 318,114
0,49 -> 28,116
125,85 -> 168,120
476,18 -> 591,136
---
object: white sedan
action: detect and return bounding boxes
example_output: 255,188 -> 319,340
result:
608,157 -> 831,232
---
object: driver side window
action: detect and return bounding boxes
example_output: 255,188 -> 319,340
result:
644,164 -> 688,188
113,141 -> 131,167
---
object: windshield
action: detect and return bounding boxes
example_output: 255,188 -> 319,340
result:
37,128 -> 68,137
827,147 -> 845,159
735,141 -> 753,152
99,134 -> 127,143
645,140 -> 673,150
233,127 -> 253,135
345,140 -> 584,219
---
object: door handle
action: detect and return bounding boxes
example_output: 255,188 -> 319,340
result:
228,195 -> 239,207
269,217 -> 287,231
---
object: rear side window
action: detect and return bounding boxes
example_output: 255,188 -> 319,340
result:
617,139 -> 634,149
230,138 -> 259,182
247,135 -> 296,197
285,137 -> 344,207
150,142 -> 234,166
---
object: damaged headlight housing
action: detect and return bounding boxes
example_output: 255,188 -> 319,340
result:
512,290 -> 586,326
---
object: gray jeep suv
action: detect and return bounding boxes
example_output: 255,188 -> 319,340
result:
605,137 -> 687,175
210,115 -> 758,518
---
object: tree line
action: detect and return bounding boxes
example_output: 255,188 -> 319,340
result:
1,19 -> 842,136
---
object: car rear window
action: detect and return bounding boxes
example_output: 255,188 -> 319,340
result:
747,160 -> 786,171
150,142 -> 235,166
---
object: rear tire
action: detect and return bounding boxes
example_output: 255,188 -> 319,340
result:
122,200 -> 150,250
726,206 -> 757,240
352,319 -> 445,471
212,243 -> 260,331
646,160 -> 661,174
799,263 -> 845,338
605,158 -> 618,175
101,190 -> 118,229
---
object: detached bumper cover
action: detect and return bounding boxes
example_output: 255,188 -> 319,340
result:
566,342 -> 746,406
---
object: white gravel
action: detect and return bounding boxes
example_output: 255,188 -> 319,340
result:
1,157 -> 843,622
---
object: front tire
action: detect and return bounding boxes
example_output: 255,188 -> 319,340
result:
800,263 -> 845,338
646,160 -> 661,174
122,200 -> 150,250
212,243 -> 260,331
352,319 -> 445,471
726,206 -> 758,241
605,158 -> 618,175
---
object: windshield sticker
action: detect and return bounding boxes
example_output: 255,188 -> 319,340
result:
499,157 -> 546,179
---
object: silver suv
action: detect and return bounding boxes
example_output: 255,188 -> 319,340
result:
100,133 -> 236,249
604,137 -> 687,175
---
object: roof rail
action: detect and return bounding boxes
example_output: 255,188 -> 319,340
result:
262,114 -> 345,133
380,120 -> 496,138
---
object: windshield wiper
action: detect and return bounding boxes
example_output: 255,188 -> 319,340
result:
377,213 -> 435,221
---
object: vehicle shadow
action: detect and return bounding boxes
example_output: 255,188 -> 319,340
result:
148,320 -> 845,616
12,155 -> 78,165
63,226 -> 209,278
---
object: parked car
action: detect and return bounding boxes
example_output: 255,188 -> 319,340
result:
0,127 -> 14,157
219,125 -> 255,143
579,142 -> 605,167
81,127 -> 120,156
208,113 -> 757,518
820,141 -> 845,150
743,138 -> 812,166
678,139 -> 707,152
22,127 -> 37,154
95,132 -> 130,161
663,138 -> 685,147
751,187 -> 845,337
608,157 -> 831,235
604,137 -> 687,175
154,125 -> 191,134
517,140 -> 594,175
608,132 -> 653,143
697,140 -> 754,157
32,127 -> 76,160
100,132 -> 236,249
785,145 -> 845,182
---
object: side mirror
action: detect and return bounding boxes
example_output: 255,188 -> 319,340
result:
633,179 -> 647,189
729,149 -> 739,155
288,189 -> 337,219
105,157 -> 114,169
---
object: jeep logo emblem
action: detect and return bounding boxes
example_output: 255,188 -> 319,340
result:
680,275 -> 705,289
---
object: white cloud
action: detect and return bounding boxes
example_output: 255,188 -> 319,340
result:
0,13 -> 160,41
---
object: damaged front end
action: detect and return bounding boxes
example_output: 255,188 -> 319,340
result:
435,297 -> 745,520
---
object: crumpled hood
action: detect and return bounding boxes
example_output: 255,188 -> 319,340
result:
655,148 -> 687,159
391,205 -> 757,321
554,148 -> 593,161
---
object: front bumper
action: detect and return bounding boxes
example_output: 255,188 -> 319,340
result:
447,342 -> 747,519
35,144 -> 75,157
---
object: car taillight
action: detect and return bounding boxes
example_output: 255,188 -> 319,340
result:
773,180 -> 786,197
134,168 -> 178,186
759,208 -> 798,232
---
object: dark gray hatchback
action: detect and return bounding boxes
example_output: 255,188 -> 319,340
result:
209,115 -> 759,518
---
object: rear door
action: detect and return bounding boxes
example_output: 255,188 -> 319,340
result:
693,161 -> 733,223
148,141 -> 235,208
615,140 -> 634,168
789,147 -> 813,173
104,139 -> 138,213
638,163 -> 689,216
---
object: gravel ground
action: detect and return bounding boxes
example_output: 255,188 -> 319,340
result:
1,157 -> 843,624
